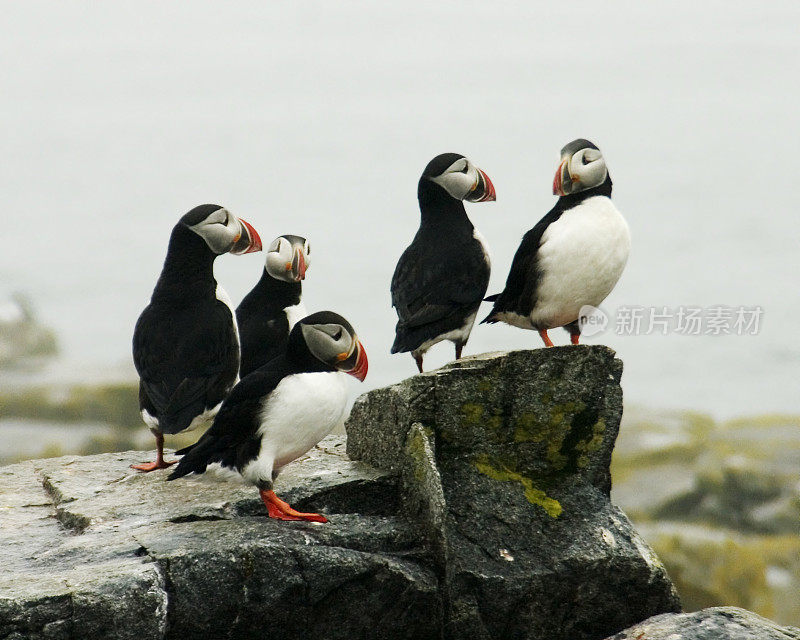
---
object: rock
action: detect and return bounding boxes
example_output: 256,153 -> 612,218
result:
0,436 -> 439,640
346,346 -> 681,640
605,607 -> 800,639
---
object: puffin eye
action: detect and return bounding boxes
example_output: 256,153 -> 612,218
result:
460,162 -> 469,174
333,328 -> 342,341
582,153 -> 591,165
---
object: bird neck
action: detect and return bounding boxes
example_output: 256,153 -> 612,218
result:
151,224 -> 218,303
284,333 -> 336,374
245,269 -> 302,310
556,174 -> 613,211
417,179 -> 473,231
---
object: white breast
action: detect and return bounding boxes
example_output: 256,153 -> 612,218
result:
473,228 -> 492,269
240,371 -> 350,486
283,301 -> 307,330
530,196 -> 630,329
215,283 -> 240,346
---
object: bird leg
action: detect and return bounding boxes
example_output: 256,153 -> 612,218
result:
260,490 -> 328,523
455,342 -> 464,360
131,432 -> 177,472
570,333 -> 580,345
538,330 -> 554,348
413,353 -> 424,373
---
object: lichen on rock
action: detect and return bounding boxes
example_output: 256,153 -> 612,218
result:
347,346 -> 681,640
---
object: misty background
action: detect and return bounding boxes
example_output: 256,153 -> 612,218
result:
1,1 -> 798,416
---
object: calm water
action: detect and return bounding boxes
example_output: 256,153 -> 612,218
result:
1,2 -> 798,418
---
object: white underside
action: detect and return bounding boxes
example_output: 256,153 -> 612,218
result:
413,311 -> 477,357
496,196 -> 630,331
142,400 -> 222,435
284,301 -> 307,330
240,371 -> 350,486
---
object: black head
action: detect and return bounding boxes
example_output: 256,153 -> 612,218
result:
265,234 -> 310,282
552,139 -> 611,197
178,204 -> 263,255
419,153 -> 496,203
286,311 -> 368,381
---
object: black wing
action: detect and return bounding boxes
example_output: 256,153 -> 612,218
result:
482,207 -> 564,323
168,363 -> 288,480
133,299 -> 239,434
391,232 -> 489,353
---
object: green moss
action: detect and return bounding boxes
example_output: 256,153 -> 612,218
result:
406,425 -> 434,484
473,455 -> 562,518
575,418 -> 606,468
461,403 -> 484,425
512,401 -> 588,471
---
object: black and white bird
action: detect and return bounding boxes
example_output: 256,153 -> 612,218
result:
391,153 -> 496,372
131,204 -> 262,472
168,311 -> 368,523
236,234 -> 311,377
483,139 -> 630,346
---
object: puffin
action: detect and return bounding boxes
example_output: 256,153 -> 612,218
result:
131,204 -> 262,472
482,139 -> 630,345
236,234 -> 311,377
168,311 -> 368,523
390,153 -> 496,372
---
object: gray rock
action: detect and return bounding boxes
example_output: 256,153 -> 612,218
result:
347,346 -> 681,640
12,347 -> 785,640
605,607 -> 800,639
0,436 -> 437,640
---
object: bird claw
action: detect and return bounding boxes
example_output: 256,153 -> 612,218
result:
261,489 -> 328,523
130,459 -> 177,472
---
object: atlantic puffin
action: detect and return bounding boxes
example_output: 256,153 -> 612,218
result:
391,153 -> 496,372
131,204 -> 262,472
236,234 -> 311,377
483,139 -> 630,346
168,311 -> 368,523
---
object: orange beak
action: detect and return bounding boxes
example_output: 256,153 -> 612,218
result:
292,248 -> 307,281
553,160 -> 567,196
346,340 -> 368,382
230,218 -> 263,255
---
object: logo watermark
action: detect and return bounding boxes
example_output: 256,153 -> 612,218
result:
577,305 -> 763,336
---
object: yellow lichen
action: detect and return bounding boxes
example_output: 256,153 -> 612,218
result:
473,455 -> 562,518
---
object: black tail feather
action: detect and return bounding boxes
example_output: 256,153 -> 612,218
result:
483,293 -> 500,302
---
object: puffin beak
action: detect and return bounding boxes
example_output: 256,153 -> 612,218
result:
292,247 -> 307,281
230,218 -> 263,255
553,160 -> 568,196
345,340 -> 368,382
467,168 -> 497,203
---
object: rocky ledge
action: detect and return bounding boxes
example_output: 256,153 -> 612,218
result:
606,607 -> 800,639
1,346 -> 788,640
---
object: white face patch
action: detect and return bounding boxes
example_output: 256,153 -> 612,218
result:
265,236 -> 311,282
430,157 -> 481,201
300,322 -> 354,364
189,207 -> 242,254
566,148 -> 608,193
